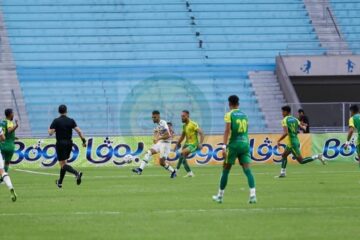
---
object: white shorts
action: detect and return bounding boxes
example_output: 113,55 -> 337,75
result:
0,153 -> 4,169
151,141 -> 171,159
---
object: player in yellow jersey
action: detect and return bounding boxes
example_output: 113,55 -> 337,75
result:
212,95 -> 256,204
174,110 -> 204,177
345,105 -> 360,163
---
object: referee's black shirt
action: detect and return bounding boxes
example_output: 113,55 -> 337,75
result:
50,115 -> 77,142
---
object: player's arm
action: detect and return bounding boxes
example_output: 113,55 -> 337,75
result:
0,128 -> 5,141
175,132 -> 185,150
222,123 -> 231,150
197,128 -> 205,149
74,126 -> 86,147
48,128 -> 55,136
8,120 -> 19,133
299,121 -> 307,131
277,126 -> 288,146
345,118 -> 355,149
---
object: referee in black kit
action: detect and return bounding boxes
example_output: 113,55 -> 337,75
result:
48,105 -> 86,188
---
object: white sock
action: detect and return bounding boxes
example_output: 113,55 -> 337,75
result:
2,173 -> 13,190
139,160 -> 147,170
311,154 -> 318,159
250,188 -> 256,197
164,163 -> 175,173
281,168 -> 286,174
144,150 -> 152,162
218,189 -> 224,197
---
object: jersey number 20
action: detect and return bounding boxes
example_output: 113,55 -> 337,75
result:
236,119 -> 248,133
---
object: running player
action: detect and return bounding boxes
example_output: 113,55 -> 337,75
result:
1,109 -> 18,173
212,95 -> 256,204
344,105 -> 360,163
277,105 -> 325,178
132,110 -> 177,178
174,110 -> 204,177
0,125 -> 17,202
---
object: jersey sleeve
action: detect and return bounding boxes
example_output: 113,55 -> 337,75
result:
349,117 -> 355,128
50,119 -> 57,129
193,122 -> 199,131
72,119 -> 77,129
281,118 -> 287,127
224,112 -> 231,123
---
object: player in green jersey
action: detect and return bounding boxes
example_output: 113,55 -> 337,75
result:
174,110 -> 204,177
1,109 -> 18,173
277,105 -> 325,178
212,95 -> 256,204
344,105 -> 360,163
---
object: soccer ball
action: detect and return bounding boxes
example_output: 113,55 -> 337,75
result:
124,154 -> 140,164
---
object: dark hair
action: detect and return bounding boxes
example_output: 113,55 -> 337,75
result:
182,110 -> 190,115
152,110 -> 160,115
4,108 -> 13,117
298,109 -> 305,114
228,95 -> 239,106
282,105 -> 291,113
167,122 -> 172,126
58,104 -> 67,114
350,105 -> 359,113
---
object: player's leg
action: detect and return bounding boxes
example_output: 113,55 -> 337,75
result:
2,149 -> 14,172
180,146 -> 195,177
279,147 -> 291,177
159,143 -> 176,178
212,148 -> 235,203
295,148 -> 325,165
239,151 -> 256,203
56,142 -> 82,187
132,148 -> 157,174
0,157 -> 16,202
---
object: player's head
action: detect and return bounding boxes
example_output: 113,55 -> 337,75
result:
152,110 -> 160,123
4,108 -> 14,120
228,95 -> 239,109
298,108 -> 305,116
281,105 -> 291,117
350,105 -> 359,116
181,110 -> 190,123
58,104 -> 67,115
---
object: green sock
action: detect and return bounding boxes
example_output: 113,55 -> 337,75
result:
220,168 -> 230,190
281,158 -> 287,169
243,168 -> 255,188
183,158 -> 191,173
4,165 -> 9,173
301,156 -> 315,164
176,156 -> 184,170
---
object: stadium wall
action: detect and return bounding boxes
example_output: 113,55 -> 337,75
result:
10,133 -> 357,168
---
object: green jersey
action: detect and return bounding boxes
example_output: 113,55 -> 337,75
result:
282,115 -> 300,145
1,119 -> 16,148
182,120 -> 200,145
224,109 -> 249,144
349,113 -> 360,144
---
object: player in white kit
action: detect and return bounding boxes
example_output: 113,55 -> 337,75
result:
132,110 -> 177,178
0,126 -> 17,201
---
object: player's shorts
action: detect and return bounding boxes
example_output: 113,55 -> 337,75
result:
224,142 -> 251,165
0,153 -> 4,169
285,141 -> 301,158
56,140 -> 73,161
1,147 -> 15,163
183,143 -> 198,153
151,141 -> 171,159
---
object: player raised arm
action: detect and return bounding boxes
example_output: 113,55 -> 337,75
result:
74,126 -> 86,147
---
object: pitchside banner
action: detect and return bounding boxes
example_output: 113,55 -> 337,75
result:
8,133 -> 357,168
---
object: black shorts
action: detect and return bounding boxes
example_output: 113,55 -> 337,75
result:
56,140 -> 73,161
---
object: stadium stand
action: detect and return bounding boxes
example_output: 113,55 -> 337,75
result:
330,0 -> 360,54
0,0 -> 324,135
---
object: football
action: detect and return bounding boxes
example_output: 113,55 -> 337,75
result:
124,154 -> 140,164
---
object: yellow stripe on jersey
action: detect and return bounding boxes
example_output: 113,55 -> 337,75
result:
349,117 -> 355,128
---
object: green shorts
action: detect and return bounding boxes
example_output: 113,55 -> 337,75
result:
184,143 -> 198,153
224,142 -> 251,165
285,141 -> 301,158
1,149 -> 14,162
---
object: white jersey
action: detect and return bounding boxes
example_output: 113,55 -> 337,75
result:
154,119 -> 170,142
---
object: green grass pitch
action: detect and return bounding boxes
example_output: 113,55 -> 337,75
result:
1,162 -> 360,240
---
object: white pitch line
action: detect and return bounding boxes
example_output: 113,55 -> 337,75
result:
1,206 -> 360,217
14,168 -> 360,180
